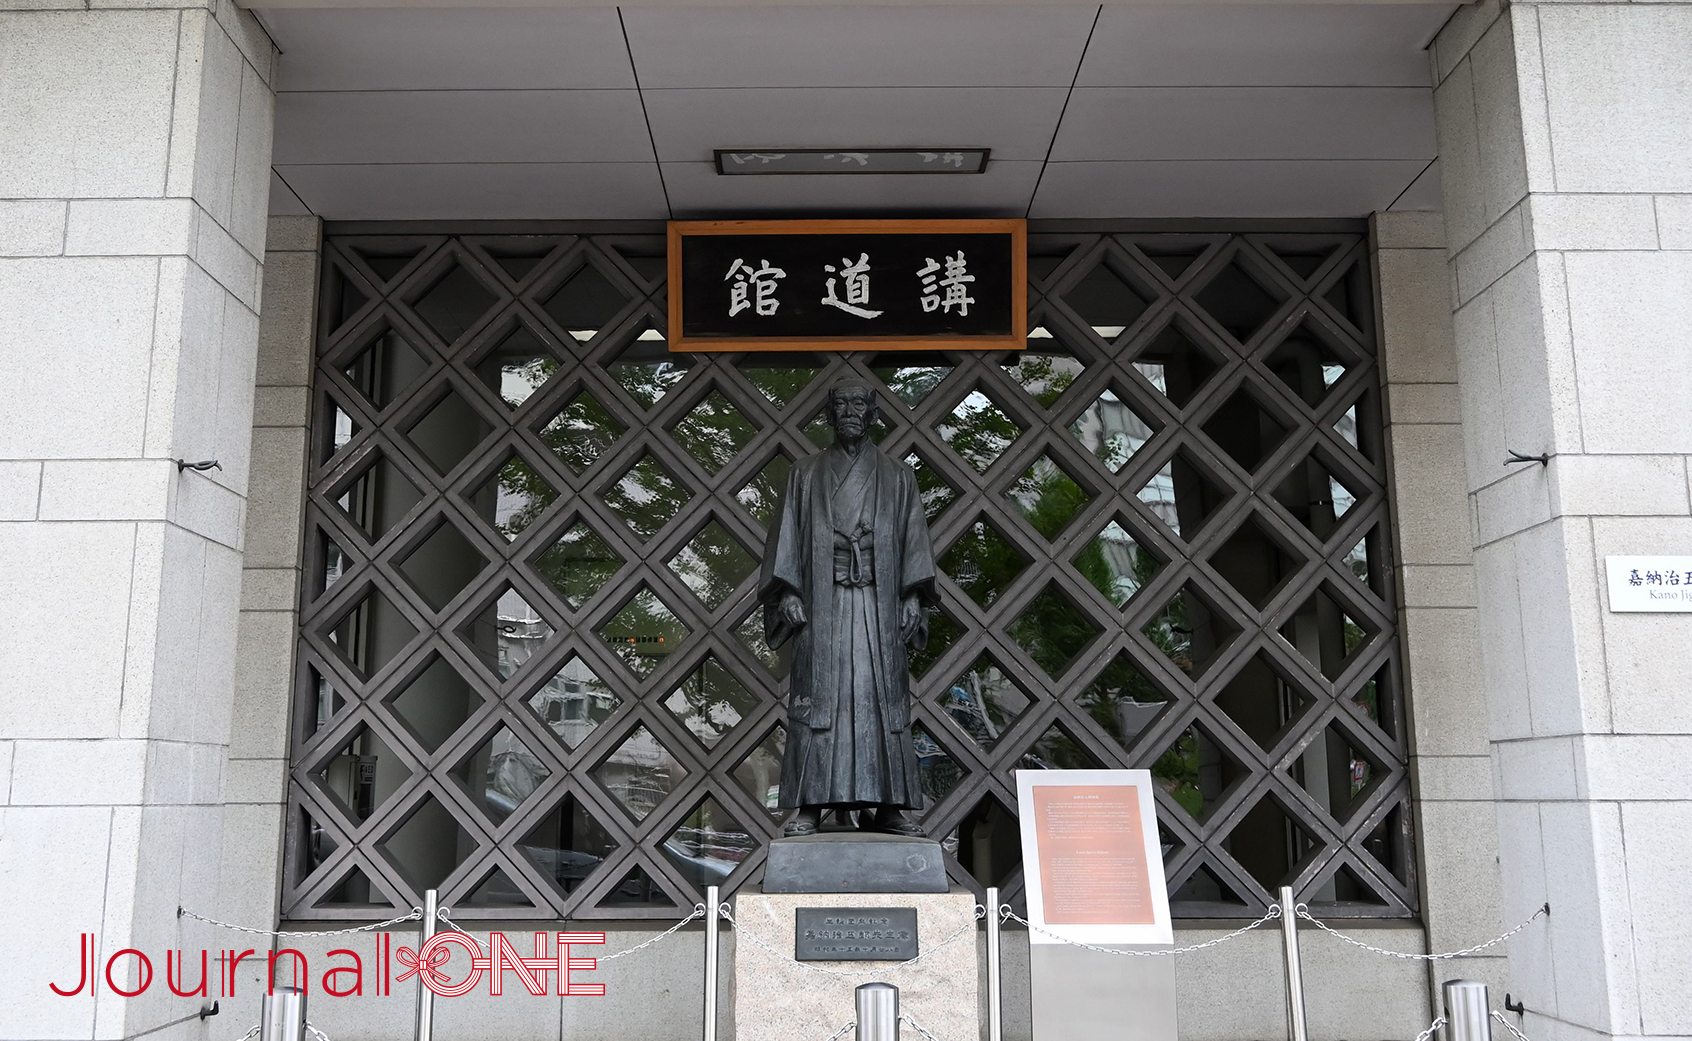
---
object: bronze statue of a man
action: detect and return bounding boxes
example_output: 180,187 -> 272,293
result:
760,381 -> 940,838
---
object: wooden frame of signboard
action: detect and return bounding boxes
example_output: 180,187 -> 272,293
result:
666,218 -> 1027,352
1015,768 -> 1174,947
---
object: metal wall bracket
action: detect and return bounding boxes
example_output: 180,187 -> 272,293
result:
1504,450 -> 1549,467
176,459 -> 223,472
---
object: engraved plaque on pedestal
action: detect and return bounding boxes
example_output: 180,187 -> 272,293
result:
794,907 -> 919,961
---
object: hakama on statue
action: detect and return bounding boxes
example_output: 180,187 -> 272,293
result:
760,443 -> 940,810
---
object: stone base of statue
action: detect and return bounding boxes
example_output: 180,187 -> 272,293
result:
729,888 -> 980,1041
762,833 -> 949,893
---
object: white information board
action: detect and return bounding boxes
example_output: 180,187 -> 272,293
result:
1605,556 -> 1692,612
1015,769 -> 1172,947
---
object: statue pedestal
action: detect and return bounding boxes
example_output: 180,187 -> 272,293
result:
762,833 -> 949,893
729,889 -> 980,1041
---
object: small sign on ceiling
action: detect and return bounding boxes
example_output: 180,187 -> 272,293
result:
667,219 -> 1027,352
1605,556 -> 1692,612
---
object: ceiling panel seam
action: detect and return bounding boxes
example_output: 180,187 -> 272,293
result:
1026,5 -> 1102,221
619,6 -> 672,221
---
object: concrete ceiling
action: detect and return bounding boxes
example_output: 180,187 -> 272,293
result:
259,3 -> 1454,221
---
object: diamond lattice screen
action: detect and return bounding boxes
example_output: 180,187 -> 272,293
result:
286,228 -> 1413,921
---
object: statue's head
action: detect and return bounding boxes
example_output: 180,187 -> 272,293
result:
827,381 -> 878,443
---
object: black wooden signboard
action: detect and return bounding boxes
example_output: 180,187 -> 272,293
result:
794,907 -> 920,961
667,219 -> 1026,351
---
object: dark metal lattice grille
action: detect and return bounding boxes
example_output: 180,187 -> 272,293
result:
286,228 -> 1412,921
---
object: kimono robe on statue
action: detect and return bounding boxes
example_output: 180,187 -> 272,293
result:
760,440 -> 939,810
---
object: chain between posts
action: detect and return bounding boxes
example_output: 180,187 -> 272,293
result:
718,903 -> 984,980
820,1020 -> 856,1041
431,902 -> 708,961
997,903 -> 1283,957
1491,1011 -> 1533,1041
1294,903 -> 1549,961
179,906 -> 425,938
1413,1015 -> 1448,1041
900,1012 -> 944,1041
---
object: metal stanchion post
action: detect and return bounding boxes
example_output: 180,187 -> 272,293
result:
415,888 -> 438,1041
856,983 -> 898,1041
1278,886 -> 1308,1041
985,886 -> 1002,1041
1444,981 -> 1493,1041
260,986 -> 307,1041
703,884 -> 720,1041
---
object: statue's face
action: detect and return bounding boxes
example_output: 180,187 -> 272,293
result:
830,387 -> 874,441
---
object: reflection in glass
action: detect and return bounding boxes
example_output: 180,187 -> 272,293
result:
1003,330 -> 1086,407
405,387 -> 494,475
736,453 -> 791,528
473,324 -> 558,409
305,664 -> 348,739
736,609 -> 783,675
379,794 -> 475,891
906,607 -> 961,678
322,397 -> 359,463
1153,723 -> 1241,821
1194,262 -> 1281,343
534,521 -> 623,610
343,326 -> 428,410
411,264 -> 497,346
949,798 -> 1021,888
1075,651 -> 1170,754
1280,584 -> 1372,681
519,794 -> 618,894
1068,389 -> 1153,473
316,723 -> 411,822
594,725 -> 684,820
1133,323 -> 1218,409
668,521 -> 757,610
389,655 -> 483,753
905,451 -> 956,523
1207,514 -> 1297,609
1264,323 -> 1350,407
1289,721 -> 1377,824
336,452 -> 424,541
464,867 -> 534,908
1006,454 -> 1090,540
468,453 -> 558,541
1201,388 -> 1288,474
397,520 -> 486,611
937,390 -> 1017,473
732,726 -> 786,817
936,654 -> 1031,749
543,262 -> 627,345
1334,404 -> 1360,451
663,798 -> 756,892
1213,652 -> 1310,751
598,865 -> 675,908
1137,451 -> 1226,540
1061,259 -> 1147,338
1073,519 -> 1160,608
527,656 -> 619,749
607,327 -> 690,408
1021,723 -> 1101,770
1274,456 -> 1358,540
316,531 -> 348,598
540,390 -> 625,475
871,356 -> 953,406
605,453 -> 687,541
740,355 -> 823,408
456,725 -> 550,825
672,391 -> 758,474
911,723 -> 962,812
1008,586 -> 1101,677
456,585 -> 553,679
328,586 -> 418,679
939,517 -> 1027,608
1171,863 -> 1246,906
1143,582 -> 1238,680
663,656 -> 758,749
598,588 -> 690,678
1351,665 -> 1395,738
1222,795 -> 1317,893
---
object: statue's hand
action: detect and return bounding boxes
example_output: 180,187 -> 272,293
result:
780,591 -> 807,628
899,596 -> 922,641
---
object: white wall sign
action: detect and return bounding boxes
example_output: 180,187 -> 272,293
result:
1605,556 -> 1692,612
1015,769 -> 1172,947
